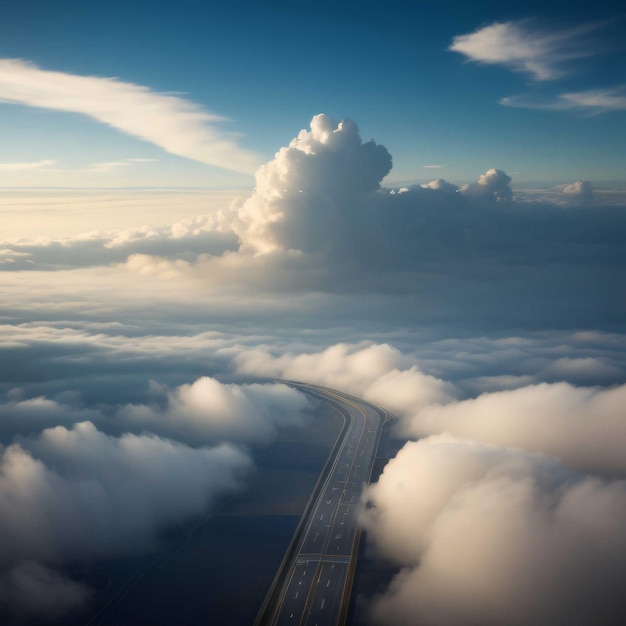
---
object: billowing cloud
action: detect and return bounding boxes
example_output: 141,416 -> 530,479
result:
0,59 -> 260,173
450,20 -> 598,80
361,435 -> 626,626
233,113 -> 392,254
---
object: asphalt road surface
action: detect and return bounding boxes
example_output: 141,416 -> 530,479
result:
258,382 -> 389,626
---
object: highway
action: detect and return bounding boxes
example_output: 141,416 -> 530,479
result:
256,382 -> 389,626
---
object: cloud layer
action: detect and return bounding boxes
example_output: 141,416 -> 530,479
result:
0,371 -> 312,623
1,111 -> 625,624
4,113 -> 621,331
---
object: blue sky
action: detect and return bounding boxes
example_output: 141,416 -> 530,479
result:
0,0 -> 625,187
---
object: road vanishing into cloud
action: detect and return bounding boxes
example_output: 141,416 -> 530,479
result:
256,382 -> 390,626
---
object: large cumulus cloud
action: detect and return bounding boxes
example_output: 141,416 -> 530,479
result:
234,114 -> 392,255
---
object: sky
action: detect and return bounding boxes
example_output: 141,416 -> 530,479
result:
1,1 -> 626,625
0,0 -> 625,188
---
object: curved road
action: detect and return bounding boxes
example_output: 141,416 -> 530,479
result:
257,382 -> 390,626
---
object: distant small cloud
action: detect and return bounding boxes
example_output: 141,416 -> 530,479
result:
560,180 -> 594,204
424,164 -> 443,169
562,180 -> 592,195
561,87 -> 626,111
450,20 -> 600,81
502,86 -> 626,113
461,168 -> 512,202
86,158 -> 158,173
421,178 -> 459,193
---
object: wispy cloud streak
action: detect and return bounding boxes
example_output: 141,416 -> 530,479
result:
450,20 -> 601,81
0,159 -> 56,171
501,86 -> 626,113
0,59 -> 260,174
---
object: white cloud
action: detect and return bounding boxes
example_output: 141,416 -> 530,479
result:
233,113 -> 392,254
0,59 -> 260,174
450,20 -> 598,81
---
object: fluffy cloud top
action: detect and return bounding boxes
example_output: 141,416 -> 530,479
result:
0,59 -> 260,173
409,382 -> 626,476
460,167 -> 512,201
234,113 -> 392,254
118,378 -> 310,445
